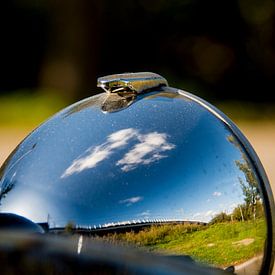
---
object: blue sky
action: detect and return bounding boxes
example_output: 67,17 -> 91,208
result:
0,93 -> 253,226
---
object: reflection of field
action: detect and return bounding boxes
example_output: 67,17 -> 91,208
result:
100,219 -> 266,267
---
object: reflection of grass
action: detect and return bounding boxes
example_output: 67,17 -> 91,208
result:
102,219 -> 266,267
0,91 -> 67,127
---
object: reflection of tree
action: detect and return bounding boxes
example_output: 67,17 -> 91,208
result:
231,201 -> 264,222
236,162 -> 260,220
64,221 -> 76,234
0,143 -> 36,207
211,135 -> 264,224
228,135 -> 262,220
0,180 -> 15,206
211,200 -> 264,224
210,212 -> 230,224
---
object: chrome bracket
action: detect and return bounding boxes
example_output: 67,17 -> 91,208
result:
97,72 -> 168,94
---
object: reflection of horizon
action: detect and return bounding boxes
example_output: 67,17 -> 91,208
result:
49,218 -> 207,233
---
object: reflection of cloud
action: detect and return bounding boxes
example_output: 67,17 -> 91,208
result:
62,128 -> 175,178
117,132 -> 175,172
205,210 -> 217,217
119,196 -> 143,206
193,210 -> 217,219
138,210 -> 151,217
176,208 -> 184,214
213,191 -> 222,197
227,203 -> 238,213
193,212 -> 201,218
61,128 -> 136,178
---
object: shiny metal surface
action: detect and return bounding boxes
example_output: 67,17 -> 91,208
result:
0,77 -> 273,273
0,232 -> 226,275
97,72 -> 168,93
0,213 -> 44,233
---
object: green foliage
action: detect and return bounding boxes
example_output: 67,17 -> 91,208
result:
100,219 -> 266,267
236,160 -> 260,208
210,212 -> 231,224
64,221 -> 76,234
227,134 -> 263,221
211,201 -> 264,224
98,224 -> 201,246
231,202 -> 264,222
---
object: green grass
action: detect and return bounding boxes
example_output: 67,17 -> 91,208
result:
0,90 -> 68,128
103,219 -> 266,267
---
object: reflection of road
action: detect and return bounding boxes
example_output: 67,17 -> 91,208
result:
234,254 -> 263,275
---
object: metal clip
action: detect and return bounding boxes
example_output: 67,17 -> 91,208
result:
97,72 -> 168,94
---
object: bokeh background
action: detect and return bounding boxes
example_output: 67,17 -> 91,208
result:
0,0 -> 275,248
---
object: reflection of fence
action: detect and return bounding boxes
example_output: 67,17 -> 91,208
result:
49,220 -> 207,236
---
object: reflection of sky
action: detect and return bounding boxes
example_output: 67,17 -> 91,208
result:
61,128 -> 175,177
0,92 -> 254,226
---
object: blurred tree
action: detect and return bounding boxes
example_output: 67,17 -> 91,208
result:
65,221 -> 76,234
232,205 -> 245,221
0,1 -> 48,91
40,0 -> 103,99
232,201 -> 264,221
228,135 -> 262,220
237,168 -> 261,220
1,0 -> 275,102
210,212 -> 231,224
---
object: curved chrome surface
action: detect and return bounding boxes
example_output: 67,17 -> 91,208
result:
0,86 -> 271,272
97,72 -> 168,94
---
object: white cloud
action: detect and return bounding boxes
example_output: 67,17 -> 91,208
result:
61,128 -> 175,178
61,128 -> 139,178
108,128 -> 139,149
191,210 -> 218,222
138,210 -> 151,217
119,196 -> 143,206
117,132 -> 175,172
192,212 -> 201,218
176,208 -> 184,214
61,145 -> 110,178
205,210 -> 217,217
226,203 -> 238,214
213,191 -> 222,197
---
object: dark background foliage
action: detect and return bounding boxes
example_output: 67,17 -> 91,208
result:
1,0 -> 275,102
